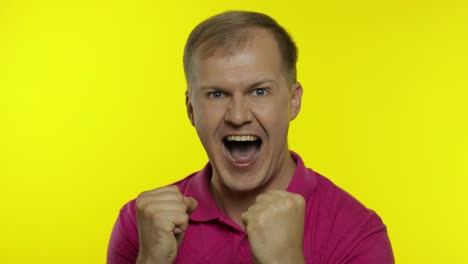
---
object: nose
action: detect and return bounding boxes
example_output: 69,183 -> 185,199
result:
224,95 -> 252,126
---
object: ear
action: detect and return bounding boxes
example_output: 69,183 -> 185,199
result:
289,82 -> 303,121
185,90 -> 195,126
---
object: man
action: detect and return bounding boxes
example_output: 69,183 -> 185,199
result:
108,10 -> 394,264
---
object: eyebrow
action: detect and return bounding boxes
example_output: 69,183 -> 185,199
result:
200,80 -> 276,91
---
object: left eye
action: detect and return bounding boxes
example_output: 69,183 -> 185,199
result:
252,88 -> 268,96
208,91 -> 225,98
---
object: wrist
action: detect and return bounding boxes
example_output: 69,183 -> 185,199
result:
136,253 -> 173,264
269,249 -> 305,264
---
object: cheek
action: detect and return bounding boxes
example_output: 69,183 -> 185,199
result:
255,97 -> 291,129
194,102 -> 225,134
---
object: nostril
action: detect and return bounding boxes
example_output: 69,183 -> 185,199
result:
224,106 -> 253,125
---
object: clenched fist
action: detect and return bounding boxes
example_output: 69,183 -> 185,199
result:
241,190 -> 305,264
135,185 -> 198,264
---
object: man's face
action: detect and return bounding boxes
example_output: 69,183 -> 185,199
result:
186,29 -> 302,193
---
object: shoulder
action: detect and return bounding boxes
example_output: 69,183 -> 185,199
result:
107,198 -> 139,264
314,172 -> 378,218
172,171 -> 200,194
311,171 -> 385,234
304,171 -> 393,263
107,173 -> 202,263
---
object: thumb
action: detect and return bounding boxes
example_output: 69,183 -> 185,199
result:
184,196 -> 198,214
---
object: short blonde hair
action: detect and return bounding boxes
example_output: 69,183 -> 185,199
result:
183,10 -> 298,90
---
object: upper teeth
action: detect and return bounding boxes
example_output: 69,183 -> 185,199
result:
225,135 -> 258,141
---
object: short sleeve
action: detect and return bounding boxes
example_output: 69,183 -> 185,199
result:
340,211 -> 395,264
107,200 -> 139,264
343,213 -> 394,264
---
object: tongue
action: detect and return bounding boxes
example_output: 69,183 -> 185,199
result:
229,142 -> 258,163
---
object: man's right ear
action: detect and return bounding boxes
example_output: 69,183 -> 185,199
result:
185,91 -> 195,126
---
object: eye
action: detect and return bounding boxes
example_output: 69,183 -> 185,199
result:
208,91 -> 225,98
252,88 -> 268,96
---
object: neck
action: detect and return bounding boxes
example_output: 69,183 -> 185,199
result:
210,152 -> 297,227
210,186 -> 257,226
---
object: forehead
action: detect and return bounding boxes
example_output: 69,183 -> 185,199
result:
192,29 -> 284,87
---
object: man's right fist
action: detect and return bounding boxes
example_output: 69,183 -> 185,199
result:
135,185 -> 198,264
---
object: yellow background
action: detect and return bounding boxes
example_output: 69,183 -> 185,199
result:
1,0 -> 467,263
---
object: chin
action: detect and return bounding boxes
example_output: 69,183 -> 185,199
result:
207,140 -> 272,193
216,167 -> 269,193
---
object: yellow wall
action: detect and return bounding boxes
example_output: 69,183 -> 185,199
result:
1,0 -> 467,263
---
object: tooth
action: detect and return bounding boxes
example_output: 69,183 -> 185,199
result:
226,135 -> 258,141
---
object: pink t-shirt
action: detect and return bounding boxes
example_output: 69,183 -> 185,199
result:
108,152 -> 394,263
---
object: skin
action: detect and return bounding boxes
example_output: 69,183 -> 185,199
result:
135,186 -> 198,264
242,190 -> 305,264
136,28 -> 305,264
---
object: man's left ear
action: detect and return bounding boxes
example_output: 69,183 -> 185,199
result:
290,82 -> 303,121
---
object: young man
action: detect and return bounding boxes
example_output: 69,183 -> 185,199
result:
108,11 -> 394,264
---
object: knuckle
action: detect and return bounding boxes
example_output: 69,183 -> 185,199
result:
180,213 -> 189,223
153,212 -> 167,222
282,197 -> 295,208
293,194 -> 305,205
136,190 -> 149,199
173,192 -> 184,202
142,206 -> 156,219
256,193 -> 266,201
241,212 -> 248,221
172,212 -> 189,226
165,185 -> 179,191
256,211 -> 268,224
180,201 -> 188,212
135,198 -> 146,212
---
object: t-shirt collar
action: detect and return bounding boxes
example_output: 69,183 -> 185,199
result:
186,151 -> 317,222
286,151 -> 318,198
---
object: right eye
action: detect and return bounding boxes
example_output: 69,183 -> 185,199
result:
208,91 -> 225,98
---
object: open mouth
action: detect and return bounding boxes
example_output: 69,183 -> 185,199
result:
223,135 -> 262,164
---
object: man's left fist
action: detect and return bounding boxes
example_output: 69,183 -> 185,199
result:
241,190 -> 305,264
